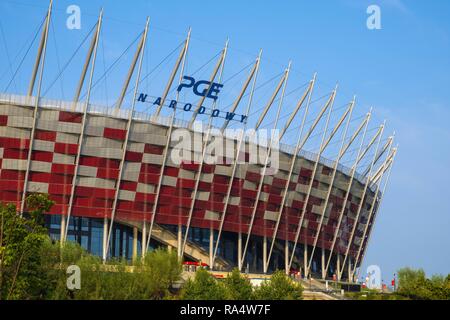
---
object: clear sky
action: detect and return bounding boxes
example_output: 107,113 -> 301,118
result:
0,0 -> 449,282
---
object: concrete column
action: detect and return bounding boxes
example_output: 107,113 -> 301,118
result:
321,248 -> 326,279
141,221 -> 147,256
336,254 -> 341,280
303,245 -> 308,278
177,223 -> 182,259
132,226 -> 138,263
60,214 -> 66,243
348,257 -> 353,283
263,235 -> 268,274
238,232 -> 242,270
209,226 -> 214,269
285,239 -> 289,274
102,217 -> 108,260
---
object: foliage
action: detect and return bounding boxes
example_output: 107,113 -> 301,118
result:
179,268 -> 304,300
346,268 -> 450,300
253,270 -> 303,300
0,194 -> 183,300
345,290 -> 408,300
6,195 -> 447,301
180,268 -> 228,300
0,194 -> 54,300
139,247 -> 182,298
223,268 -> 254,300
397,267 -> 450,300
51,247 -> 182,300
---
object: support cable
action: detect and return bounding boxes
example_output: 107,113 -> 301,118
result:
3,16 -> 45,92
0,19 -> 17,91
50,15 -> 65,99
79,31 -> 143,100
43,22 -> 96,96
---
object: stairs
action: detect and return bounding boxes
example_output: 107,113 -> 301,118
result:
117,219 -> 231,269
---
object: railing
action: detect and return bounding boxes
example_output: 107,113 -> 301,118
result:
0,93 -> 378,192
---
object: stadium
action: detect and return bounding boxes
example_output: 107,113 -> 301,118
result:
0,2 -> 396,283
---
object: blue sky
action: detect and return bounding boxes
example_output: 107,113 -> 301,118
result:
0,0 -> 449,281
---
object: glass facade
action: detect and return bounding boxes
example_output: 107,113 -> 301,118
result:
44,215 -> 345,278
44,215 -> 149,260
161,223 -> 330,276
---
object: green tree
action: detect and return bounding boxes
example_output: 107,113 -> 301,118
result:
223,268 -> 254,300
180,268 -> 228,300
397,268 -> 430,299
0,194 -> 54,299
397,267 -> 450,300
134,248 -> 182,299
253,270 -> 303,300
51,247 -> 182,300
69,256 -> 136,300
1,194 -> 185,300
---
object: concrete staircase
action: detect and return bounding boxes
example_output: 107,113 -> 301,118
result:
117,219 -> 231,270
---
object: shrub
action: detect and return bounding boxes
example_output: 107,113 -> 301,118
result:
51,247 -> 182,300
253,270 -> 303,300
0,195 -> 54,299
223,268 -> 254,300
397,267 -> 450,300
180,268 -> 228,300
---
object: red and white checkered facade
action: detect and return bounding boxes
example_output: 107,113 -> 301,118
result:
0,94 -> 378,264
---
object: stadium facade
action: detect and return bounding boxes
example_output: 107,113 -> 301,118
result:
0,2 -> 396,282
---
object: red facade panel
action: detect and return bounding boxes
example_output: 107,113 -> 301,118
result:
54,142 -> 78,155
59,111 -> 83,123
104,127 -> 127,140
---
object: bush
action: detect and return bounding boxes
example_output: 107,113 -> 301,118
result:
180,268 -> 228,300
0,195 -> 54,299
253,270 -> 303,300
1,193 -> 184,300
397,267 -> 450,300
223,268 -> 254,300
51,247 -> 182,300
139,248 -> 182,298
